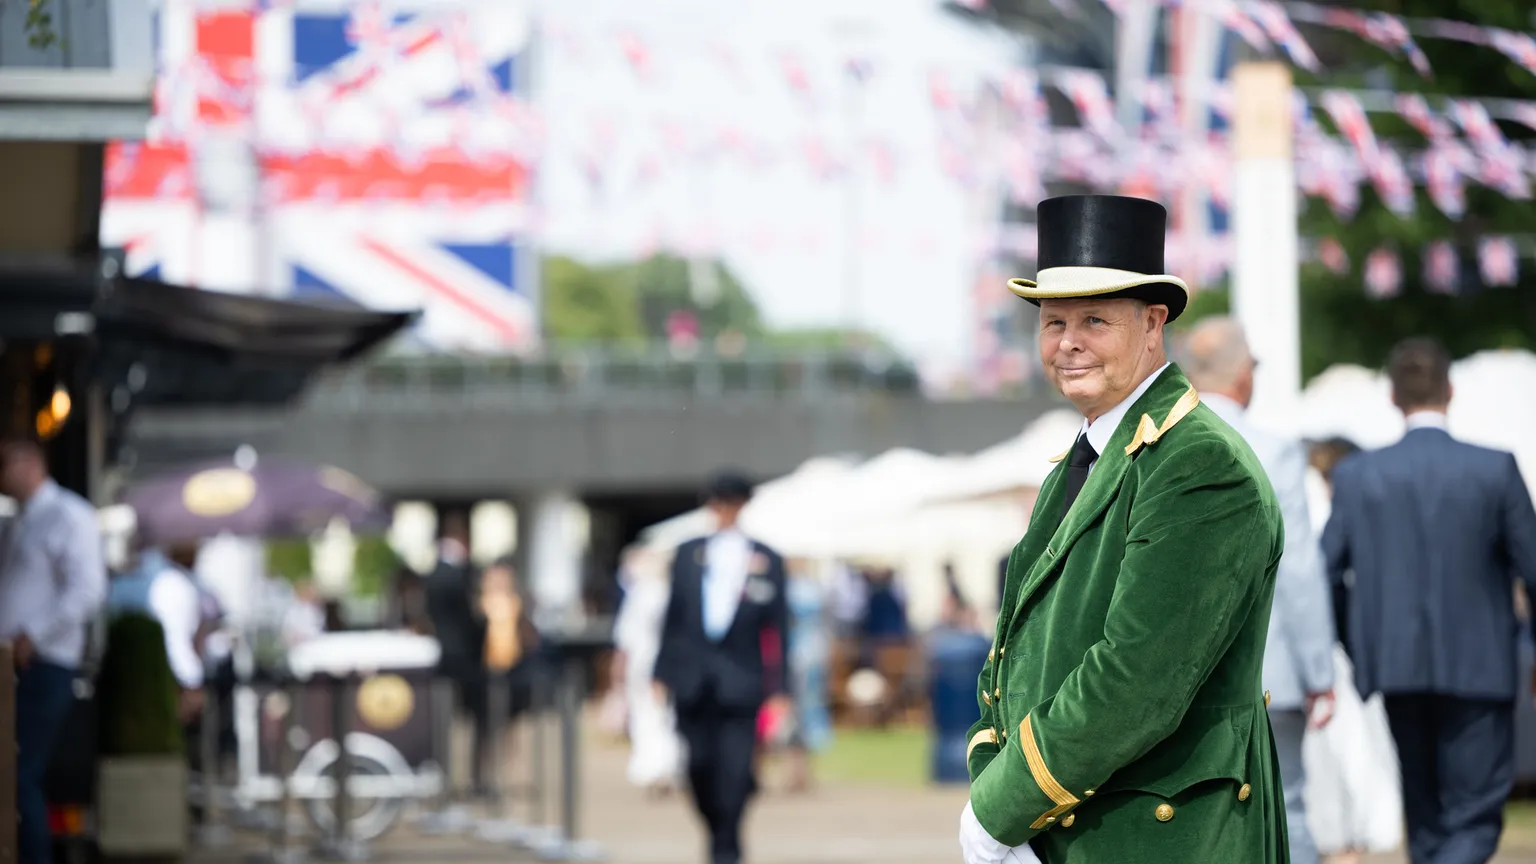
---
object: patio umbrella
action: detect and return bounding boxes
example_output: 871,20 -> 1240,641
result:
125,458 -> 389,543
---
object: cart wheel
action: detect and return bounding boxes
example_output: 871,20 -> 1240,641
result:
302,749 -> 407,842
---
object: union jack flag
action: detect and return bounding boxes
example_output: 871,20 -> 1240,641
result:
101,0 -> 538,353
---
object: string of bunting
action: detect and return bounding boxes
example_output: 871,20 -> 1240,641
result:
964,0 -> 1536,79
144,49 -> 1536,224
979,223 -> 1528,294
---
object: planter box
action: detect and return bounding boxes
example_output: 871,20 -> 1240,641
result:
97,756 -> 188,856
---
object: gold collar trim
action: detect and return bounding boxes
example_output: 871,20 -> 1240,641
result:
1124,387 -> 1200,456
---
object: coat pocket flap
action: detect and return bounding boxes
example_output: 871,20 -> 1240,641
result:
1096,705 -> 1253,799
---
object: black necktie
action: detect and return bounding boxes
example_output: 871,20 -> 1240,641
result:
1059,433 -> 1099,524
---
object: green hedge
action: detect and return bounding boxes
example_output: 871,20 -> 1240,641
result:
97,613 -> 183,757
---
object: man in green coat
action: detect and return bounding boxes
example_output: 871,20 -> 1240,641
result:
959,195 -> 1290,864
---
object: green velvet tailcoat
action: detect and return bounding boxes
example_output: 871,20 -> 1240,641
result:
967,365 -> 1290,863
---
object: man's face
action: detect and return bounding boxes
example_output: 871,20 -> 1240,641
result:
708,498 -> 747,529
1038,298 -> 1168,421
0,449 -> 33,499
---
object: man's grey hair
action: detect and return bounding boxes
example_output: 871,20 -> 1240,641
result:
1178,316 -> 1253,391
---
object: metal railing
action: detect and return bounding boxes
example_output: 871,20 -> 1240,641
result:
309,346 -> 930,407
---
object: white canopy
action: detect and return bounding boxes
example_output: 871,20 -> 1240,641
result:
923,408 -> 1082,505
637,455 -> 857,552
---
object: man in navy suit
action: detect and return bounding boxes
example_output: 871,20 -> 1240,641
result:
1324,338 -> 1536,864
653,471 -> 790,864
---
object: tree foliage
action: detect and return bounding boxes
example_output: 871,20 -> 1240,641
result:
1189,0 -> 1536,380
541,253 -> 767,345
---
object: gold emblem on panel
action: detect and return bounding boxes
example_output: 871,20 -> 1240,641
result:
181,468 -> 258,517
356,674 -> 414,730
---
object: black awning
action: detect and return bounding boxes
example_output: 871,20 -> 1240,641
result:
96,277 -> 418,407
0,257 -> 418,407
0,258 -> 100,340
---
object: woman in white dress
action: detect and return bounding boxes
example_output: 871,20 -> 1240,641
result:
612,545 -> 684,793
1302,439 -> 1403,862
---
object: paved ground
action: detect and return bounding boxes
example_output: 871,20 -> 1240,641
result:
188,713 -> 1536,863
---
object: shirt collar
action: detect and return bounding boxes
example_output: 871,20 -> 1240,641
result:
1198,391 -> 1246,426
1080,363 -> 1171,458
21,478 -> 59,514
1405,410 -> 1449,431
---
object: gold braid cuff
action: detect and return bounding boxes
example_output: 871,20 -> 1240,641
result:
1020,714 -> 1081,830
966,729 -> 999,760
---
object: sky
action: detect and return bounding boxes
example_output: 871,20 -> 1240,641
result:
533,0 -> 1025,366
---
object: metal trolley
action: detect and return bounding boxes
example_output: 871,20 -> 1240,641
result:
232,631 -> 444,856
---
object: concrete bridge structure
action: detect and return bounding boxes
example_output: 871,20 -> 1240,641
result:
125,349 -> 1063,620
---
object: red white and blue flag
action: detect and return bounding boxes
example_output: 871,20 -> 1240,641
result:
101,0 -> 538,353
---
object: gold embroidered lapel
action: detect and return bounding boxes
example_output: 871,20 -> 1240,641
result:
1008,371 -> 1199,616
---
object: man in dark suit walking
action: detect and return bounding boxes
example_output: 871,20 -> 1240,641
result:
654,472 -> 790,864
1324,338 -> 1536,864
424,512 -> 490,796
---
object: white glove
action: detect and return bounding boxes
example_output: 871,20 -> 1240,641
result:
1005,846 -> 1043,864
959,800 -> 1019,864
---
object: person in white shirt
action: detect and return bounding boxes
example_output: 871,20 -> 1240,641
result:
1179,316 -> 1337,864
0,440 -> 107,864
107,541 -> 208,699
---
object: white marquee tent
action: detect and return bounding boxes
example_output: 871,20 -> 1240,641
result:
635,349 -> 1536,627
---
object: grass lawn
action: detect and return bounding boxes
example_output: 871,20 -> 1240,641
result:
807,726 -> 1536,853
812,725 -> 934,788
1508,802 -> 1536,848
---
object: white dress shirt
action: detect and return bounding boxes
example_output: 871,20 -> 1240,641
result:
1405,409 -> 1449,431
148,568 -> 206,689
0,480 -> 108,667
1079,363 -> 1171,473
701,529 -> 752,641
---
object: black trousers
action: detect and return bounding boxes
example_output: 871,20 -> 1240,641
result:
676,698 -> 759,864
1383,694 -> 1514,864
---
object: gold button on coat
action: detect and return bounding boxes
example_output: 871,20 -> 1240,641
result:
1238,783 -> 1252,801
1154,804 -> 1174,822
1060,814 -> 1075,828
1264,690 -> 1271,707
994,688 -> 1001,699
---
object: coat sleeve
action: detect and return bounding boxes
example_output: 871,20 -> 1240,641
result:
1500,455 -> 1536,646
1268,439 -> 1337,695
966,552 -> 1015,782
768,551 -> 792,697
651,543 -> 689,691
969,439 -> 1277,847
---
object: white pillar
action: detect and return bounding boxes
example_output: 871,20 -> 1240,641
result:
523,491 -> 589,627
388,501 -> 438,575
1231,62 -> 1301,433
1114,2 -> 1160,133
470,500 -> 517,567
310,517 -> 356,598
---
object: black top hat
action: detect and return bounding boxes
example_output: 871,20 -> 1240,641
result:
703,470 -> 755,503
1007,195 -> 1190,322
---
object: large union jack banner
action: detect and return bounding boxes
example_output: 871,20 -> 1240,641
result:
101,0 -> 539,354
